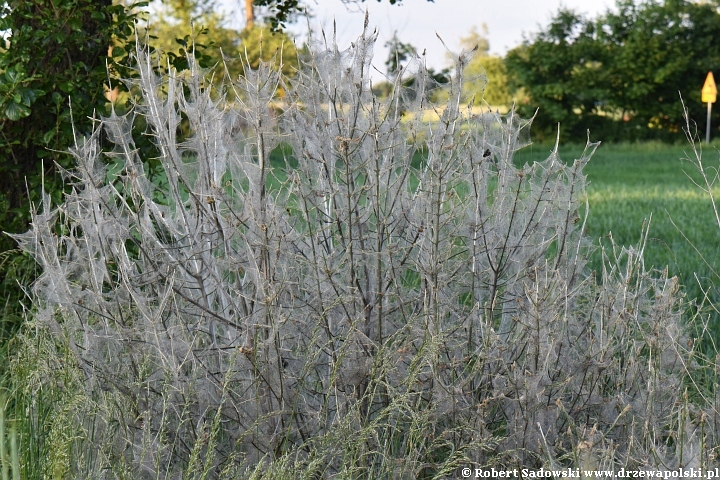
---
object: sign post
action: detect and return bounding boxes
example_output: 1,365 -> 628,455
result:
702,72 -> 717,144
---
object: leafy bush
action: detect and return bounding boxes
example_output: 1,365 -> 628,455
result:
0,0 -> 145,345
0,0 -> 142,236
9,23 -> 716,477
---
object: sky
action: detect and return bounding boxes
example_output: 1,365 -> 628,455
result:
223,0 -> 618,80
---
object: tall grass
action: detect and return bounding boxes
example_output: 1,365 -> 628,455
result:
0,398 -> 20,480
4,22 -> 719,476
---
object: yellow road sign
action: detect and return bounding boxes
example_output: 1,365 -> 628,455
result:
703,72 -> 717,103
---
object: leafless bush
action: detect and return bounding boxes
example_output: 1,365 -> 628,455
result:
11,21 -> 710,477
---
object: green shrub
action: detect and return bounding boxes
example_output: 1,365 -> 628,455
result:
0,0 -> 145,344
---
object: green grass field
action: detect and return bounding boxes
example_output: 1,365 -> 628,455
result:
516,141 -> 720,337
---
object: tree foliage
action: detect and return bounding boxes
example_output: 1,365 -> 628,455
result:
384,31 -> 417,79
458,25 -> 511,107
0,0 -> 144,340
146,0 -> 298,82
238,24 -> 298,77
147,0 -> 243,73
0,0 -> 141,236
373,32 -> 449,104
253,0 -> 303,31
378,26 -> 511,108
506,0 -> 720,141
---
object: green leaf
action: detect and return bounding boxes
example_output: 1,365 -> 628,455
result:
58,81 -> 73,94
42,129 -> 56,145
20,89 -> 41,106
4,69 -> 19,84
4,101 -> 31,121
108,4 -> 125,15
68,17 -> 82,32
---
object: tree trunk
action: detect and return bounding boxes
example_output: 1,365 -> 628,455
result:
245,0 -> 254,28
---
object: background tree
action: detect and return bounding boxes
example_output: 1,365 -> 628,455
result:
384,32 -> 417,80
238,24 -> 298,77
372,32 -> 449,103
147,0 -> 244,75
506,0 -> 720,142
505,9 -> 607,140
458,25 -> 511,107
252,0 -> 303,31
147,0 -> 298,81
375,25 -> 512,108
597,0 -> 720,136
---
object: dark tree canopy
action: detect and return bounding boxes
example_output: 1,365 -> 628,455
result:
0,0 -> 142,339
0,0 -> 142,238
506,0 -> 720,142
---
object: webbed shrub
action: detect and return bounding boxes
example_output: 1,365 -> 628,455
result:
10,20 -> 713,477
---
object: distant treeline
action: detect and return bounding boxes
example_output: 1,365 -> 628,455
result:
505,0 -> 720,143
